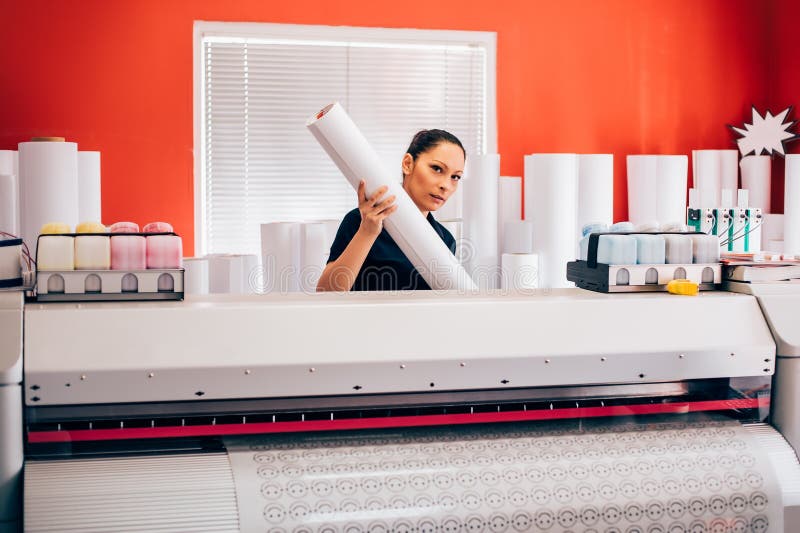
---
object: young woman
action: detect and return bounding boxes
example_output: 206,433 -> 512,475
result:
316,130 -> 465,291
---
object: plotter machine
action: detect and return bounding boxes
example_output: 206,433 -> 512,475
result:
3,288 -> 800,532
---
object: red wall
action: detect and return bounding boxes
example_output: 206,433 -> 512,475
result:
0,0 -> 774,256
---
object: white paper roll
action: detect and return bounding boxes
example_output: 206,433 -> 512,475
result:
503,220 -> 534,254
693,150 -> 721,208
0,150 -> 17,176
18,141 -> 79,254
207,254 -> 243,294
0,174 -> 18,236
720,149 -> 739,194
497,176 -> 521,258
261,222 -> 301,293
577,154 -> 613,233
183,257 -> 209,295
524,154 -> 578,289
78,151 -> 102,223
307,103 -> 475,291
784,155 -> 800,255
655,155 -> 688,225
463,154 -> 500,290
239,254 -> 260,294
741,155 -> 771,213
300,222 -> 330,293
627,155 -> 687,226
626,155 -> 658,225
500,253 -> 538,291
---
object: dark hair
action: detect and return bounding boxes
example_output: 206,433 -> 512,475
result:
405,129 -> 466,160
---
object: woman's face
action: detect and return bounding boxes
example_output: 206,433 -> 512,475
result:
402,142 -> 465,214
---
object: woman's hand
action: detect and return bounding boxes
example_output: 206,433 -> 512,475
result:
357,180 -> 397,238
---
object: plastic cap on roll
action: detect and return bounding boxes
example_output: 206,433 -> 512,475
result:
40,222 -> 71,234
109,221 -> 140,233
143,222 -> 173,233
76,222 -> 107,233
30,137 -> 66,142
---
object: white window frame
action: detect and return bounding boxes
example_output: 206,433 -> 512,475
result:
193,20 -> 497,256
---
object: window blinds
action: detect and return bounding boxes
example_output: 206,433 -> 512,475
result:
201,34 -> 487,255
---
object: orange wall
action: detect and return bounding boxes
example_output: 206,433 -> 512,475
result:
0,0 -> 773,256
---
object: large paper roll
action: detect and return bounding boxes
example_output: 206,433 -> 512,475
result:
182,257 -> 209,295
720,149 -> 739,195
0,150 -> 17,176
261,222 -> 301,293
785,155 -> 800,255
627,155 -> 687,226
500,252 -> 538,291
741,155 -> 771,213
655,155 -> 688,225
524,154 -> 578,288
207,254 -> 243,294
694,150 -> 721,208
503,220 -> 534,254
77,151 -> 101,223
497,176 -> 521,258
307,103 -> 475,291
577,154 -> 613,233
463,154 -> 500,289
0,174 -> 18,236
300,222 -> 331,293
18,141 -> 79,254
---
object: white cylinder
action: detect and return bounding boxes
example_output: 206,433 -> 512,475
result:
500,253 -> 539,291
719,149 -> 739,194
239,254 -> 260,294
524,154 -> 578,288
463,154 -> 500,290
577,154 -> 614,233
261,222 -> 301,293
497,176 -> 521,259
300,222 -> 330,293
503,221 -> 534,254
655,155 -> 688,226
18,141 -> 79,255
0,174 -> 18,236
784,155 -> 800,255
306,103 -> 475,291
693,150 -> 721,208
77,151 -> 102,223
207,254 -> 242,294
626,155 -> 658,225
0,150 -> 17,176
740,155 -> 771,213
183,257 -> 209,295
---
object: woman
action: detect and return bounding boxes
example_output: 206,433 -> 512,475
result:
317,129 -> 465,291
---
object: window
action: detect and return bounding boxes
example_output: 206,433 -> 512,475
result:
194,22 -> 496,256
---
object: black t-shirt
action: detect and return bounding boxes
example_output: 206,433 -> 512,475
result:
327,208 -> 457,291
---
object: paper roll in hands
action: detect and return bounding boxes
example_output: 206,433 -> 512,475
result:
306,103 -> 476,291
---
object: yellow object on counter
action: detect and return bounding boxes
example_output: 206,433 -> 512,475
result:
40,222 -> 71,234
76,221 -> 107,233
667,279 -> 699,296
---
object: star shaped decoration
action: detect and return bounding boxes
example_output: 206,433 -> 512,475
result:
730,106 -> 797,157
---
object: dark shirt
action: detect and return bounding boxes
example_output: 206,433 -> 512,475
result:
327,208 -> 457,291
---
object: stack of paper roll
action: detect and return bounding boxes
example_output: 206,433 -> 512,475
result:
500,252 -> 538,291
78,151 -> 102,223
183,257 -> 209,295
0,150 -> 19,236
497,176 -> 521,259
741,155 -> 772,213
299,221 -> 339,293
577,154 -> 614,233
462,154 -> 500,290
306,102 -> 475,291
627,155 -> 688,226
260,222 -> 301,293
524,154 -> 578,289
207,254 -> 261,294
692,150 -> 739,208
785,155 -> 800,256
19,140 -> 79,254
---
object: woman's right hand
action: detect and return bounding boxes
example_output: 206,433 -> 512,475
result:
357,180 -> 397,238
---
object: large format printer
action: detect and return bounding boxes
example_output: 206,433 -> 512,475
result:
2,288 -> 800,532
